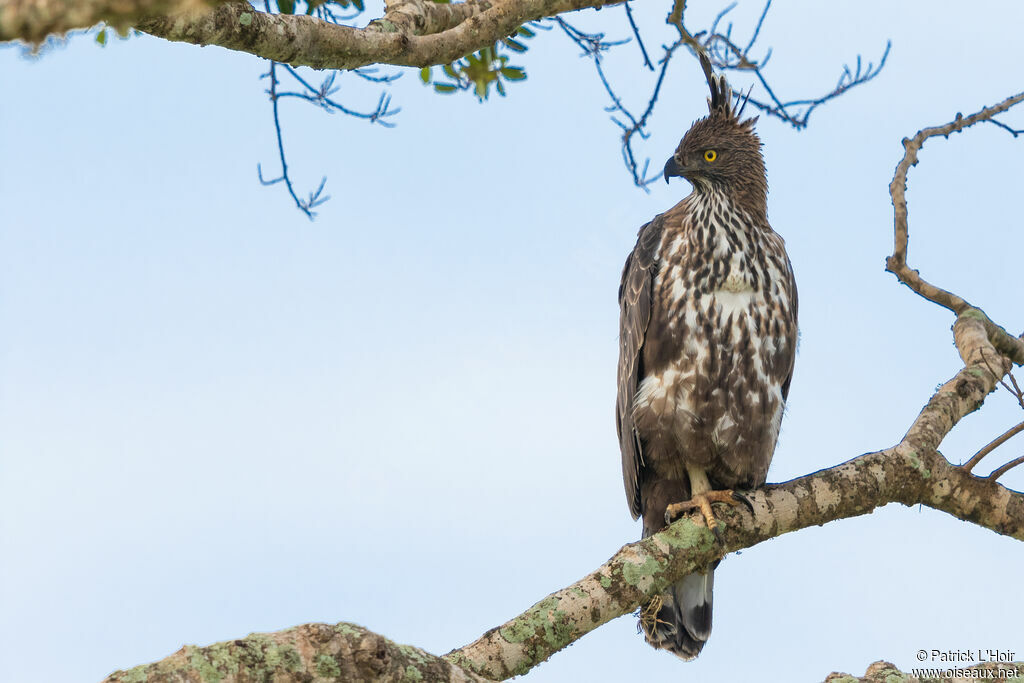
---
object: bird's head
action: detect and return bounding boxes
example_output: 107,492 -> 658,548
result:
664,52 -> 767,210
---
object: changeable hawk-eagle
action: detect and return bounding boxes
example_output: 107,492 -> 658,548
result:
615,55 -> 798,660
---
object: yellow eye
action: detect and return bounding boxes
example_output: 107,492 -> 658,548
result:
703,149 -> 718,162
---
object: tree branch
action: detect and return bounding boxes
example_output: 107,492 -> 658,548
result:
885,91 -> 1024,365
826,660 -> 1024,683
0,0 -> 219,43
964,420 -> 1024,472
103,622 -> 490,682
443,312 -> 1023,680
102,311 -> 1023,682
129,0 -> 625,71
1,0 -> 624,69
87,54 -> 1024,683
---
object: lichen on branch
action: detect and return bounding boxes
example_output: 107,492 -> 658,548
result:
0,0 -> 219,43
0,0 -> 624,70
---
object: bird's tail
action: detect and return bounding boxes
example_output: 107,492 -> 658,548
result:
639,569 -> 714,660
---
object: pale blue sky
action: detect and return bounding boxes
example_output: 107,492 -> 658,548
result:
1,2 -> 1022,681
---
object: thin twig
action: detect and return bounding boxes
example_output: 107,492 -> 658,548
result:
989,454 -> 1024,481
567,0 -> 891,187
986,118 -> 1024,137
258,60 -> 329,220
623,1 -> 653,71
964,421 -> 1024,472
280,64 -> 400,125
1002,368 -> 1024,410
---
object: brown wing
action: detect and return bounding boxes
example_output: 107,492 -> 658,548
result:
617,217 -> 663,520
780,256 -> 799,402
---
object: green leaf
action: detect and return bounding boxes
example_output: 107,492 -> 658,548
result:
496,79 -> 506,97
500,66 -> 526,81
503,38 -> 527,52
474,79 -> 487,100
442,64 -> 458,78
433,83 -> 458,93
95,29 -> 107,46
278,0 -> 295,14
517,25 -> 535,38
419,67 -> 431,84
352,0 -> 364,10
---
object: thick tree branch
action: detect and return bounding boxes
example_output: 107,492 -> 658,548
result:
132,0 -> 624,71
1,0 -> 624,69
89,64 -> 1024,683
104,622 -> 490,682
105,312 -> 1023,681
443,313 -> 1023,679
0,0 -> 218,42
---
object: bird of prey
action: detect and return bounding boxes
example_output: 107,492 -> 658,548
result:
615,54 -> 798,660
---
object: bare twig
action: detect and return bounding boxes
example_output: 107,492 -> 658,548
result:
1001,368 -> 1024,410
258,60 -> 329,220
622,0 -> 652,71
572,0 -> 889,188
963,421 -> 1024,473
278,64 -> 400,125
990,455 -> 1024,482
886,92 -> 1024,365
986,117 -> 1024,137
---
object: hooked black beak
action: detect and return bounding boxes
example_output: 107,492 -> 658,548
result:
663,156 -> 684,184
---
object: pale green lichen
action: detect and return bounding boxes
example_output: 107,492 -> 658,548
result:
906,450 -> 931,478
959,308 -> 986,321
115,667 -> 148,683
442,651 -> 471,670
662,520 -> 715,552
207,643 -> 239,677
188,647 -> 224,683
404,665 -> 424,681
397,644 -> 428,665
315,654 -> 341,678
498,595 -> 574,651
334,622 -> 363,638
239,12 -> 253,25
500,597 -> 559,643
621,556 -> 664,588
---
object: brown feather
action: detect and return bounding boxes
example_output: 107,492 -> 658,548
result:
616,58 -> 798,660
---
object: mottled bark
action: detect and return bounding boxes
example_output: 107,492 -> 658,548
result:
0,0 -> 623,70
100,372 -> 1024,682
826,659 -> 1024,683
134,0 -> 622,70
0,0 -> 219,43
103,622 -> 489,683
92,74 -> 1024,683
444,313 -> 1024,679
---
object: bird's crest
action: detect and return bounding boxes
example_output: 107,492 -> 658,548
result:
697,49 -> 756,128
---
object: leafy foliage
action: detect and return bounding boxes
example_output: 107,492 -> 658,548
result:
419,25 -> 534,101
275,0 -> 366,21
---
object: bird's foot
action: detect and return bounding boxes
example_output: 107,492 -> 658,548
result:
665,489 -> 744,540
